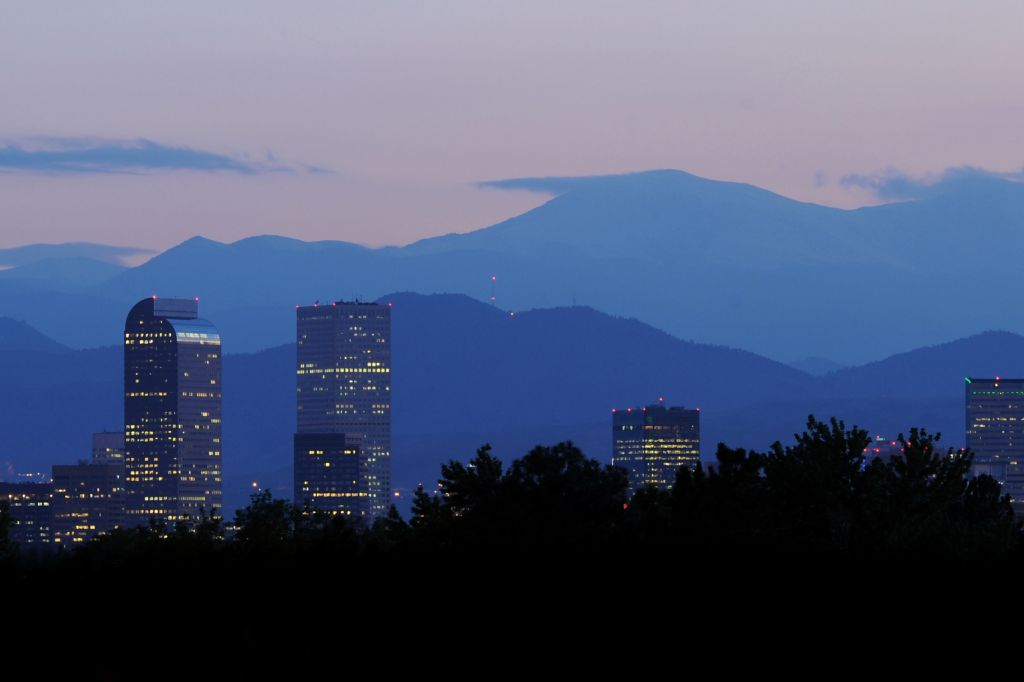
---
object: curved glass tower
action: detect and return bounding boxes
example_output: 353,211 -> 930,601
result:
124,297 -> 222,525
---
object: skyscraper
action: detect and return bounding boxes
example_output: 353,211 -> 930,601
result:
965,376 -> 1024,513
124,296 -> 222,525
612,403 -> 700,498
294,301 -> 391,517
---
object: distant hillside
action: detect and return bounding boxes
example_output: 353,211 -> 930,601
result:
824,331 -> 1024,399
3,170 -> 1024,363
0,317 -> 69,354
788,357 -> 846,376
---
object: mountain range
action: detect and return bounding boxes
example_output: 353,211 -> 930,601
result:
0,292 -> 1011,513
2,169 -> 1024,364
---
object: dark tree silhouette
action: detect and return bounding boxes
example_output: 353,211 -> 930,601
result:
412,441 -> 629,555
663,416 -> 1019,558
3,417 -> 1021,585
233,489 -> 300,546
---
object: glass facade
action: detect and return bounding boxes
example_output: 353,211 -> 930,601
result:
295,301 -> 391,517
612,404 -> 700,498
124,297 -> 222,525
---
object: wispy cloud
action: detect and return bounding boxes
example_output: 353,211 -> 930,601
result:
478,170 -> 699,195
0,136 -> 331,175
477,176 -> 590,195
841,166 -> 1024,201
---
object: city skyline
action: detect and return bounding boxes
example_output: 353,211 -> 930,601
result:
5,4 -> 1023,648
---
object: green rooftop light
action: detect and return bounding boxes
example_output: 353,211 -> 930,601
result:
965,377 -> 972,383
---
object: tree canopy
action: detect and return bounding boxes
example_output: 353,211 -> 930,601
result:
1,416 -> 1020,580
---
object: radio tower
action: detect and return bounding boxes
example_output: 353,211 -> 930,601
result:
490,275 -> 497,306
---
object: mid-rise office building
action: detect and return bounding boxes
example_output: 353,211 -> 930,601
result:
51,461 -> 125,545
612,403 -> 700,498
124,296 -> 222,525
293,433 -> 364,514
91,431 -> 125,464
965,376 -> 1024,512
294,301 -> 391,516
0,482 -> 53,545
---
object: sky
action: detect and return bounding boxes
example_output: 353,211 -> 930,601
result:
1,1 -> 1022,251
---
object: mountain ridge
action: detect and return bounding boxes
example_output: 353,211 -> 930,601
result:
2,169 -> 1024,363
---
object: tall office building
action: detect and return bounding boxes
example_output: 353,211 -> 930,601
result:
295,301 -> 391,517
612,403 -> 700,498
124,297 -> 222,525
965,376 -> 1024,513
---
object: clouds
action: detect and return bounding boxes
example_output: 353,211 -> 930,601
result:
841,166 -> 1024,201
0,137 -> 328,175
0,242 -> 153,266
478,170 -> 698,196
478,176 -> 595,195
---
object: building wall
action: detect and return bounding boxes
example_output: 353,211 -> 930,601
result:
0,483 -> 53,545
612,405 -> 700,497
124,297 -> 222,525
293,433 -> 367,515
295,302 -> 391,516
966,377 -> 1024,512
51,463 -> 125,545
92,431 -> 125,464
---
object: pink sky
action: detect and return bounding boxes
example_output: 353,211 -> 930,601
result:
1,1 -> 1022,250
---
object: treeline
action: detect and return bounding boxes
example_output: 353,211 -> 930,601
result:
0,416 -> 1020,579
